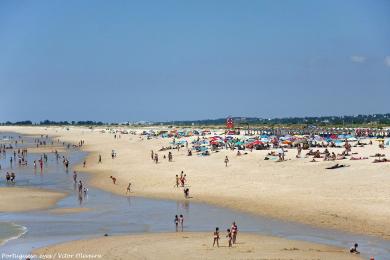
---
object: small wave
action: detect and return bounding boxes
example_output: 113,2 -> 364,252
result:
0,222 -> 28,246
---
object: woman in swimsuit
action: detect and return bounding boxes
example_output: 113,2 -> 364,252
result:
213,227 -> 220,247
179,215 -> 184,232
174,215 -> 179,232
224,156 -> 229,167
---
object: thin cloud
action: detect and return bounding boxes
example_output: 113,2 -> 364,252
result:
350,55 -> 366,63
385,56 -> 390,67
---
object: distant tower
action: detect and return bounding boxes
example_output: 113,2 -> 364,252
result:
226,117 -> 234,129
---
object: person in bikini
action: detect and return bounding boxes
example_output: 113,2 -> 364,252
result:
226,229 -> 232,247
213,227 -> 220,247
174,215 -> 179,232
231,222 -> 238,244
179,214 -> 184,232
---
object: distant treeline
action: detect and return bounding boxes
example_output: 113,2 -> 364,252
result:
1,113 -> 390,127
158,113 -> 390,127
0,120 -> 105,126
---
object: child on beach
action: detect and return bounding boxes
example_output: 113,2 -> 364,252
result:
213,227 -> 220,247
226,229 -> 232,247
350,243 -> 360,254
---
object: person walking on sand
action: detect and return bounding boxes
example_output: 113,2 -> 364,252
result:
98,154 -> 102,163
184,188 -> 189,198
231,222 -> 238,244
154,153 -> 158,164
151,150 -> 154,160
126,182 -> 131,194
226,229 -> 232,247
174,215 -> 179,232
83,160 -> 86,167
175,175 -> 179,188
179,214 -> 184,232
110,176 -> 117,184
224,156 -> 229,167
213,227 -> 220,247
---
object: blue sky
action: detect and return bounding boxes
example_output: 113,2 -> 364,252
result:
0,0 -> 389,122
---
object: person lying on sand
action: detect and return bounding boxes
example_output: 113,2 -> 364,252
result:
350,156 -> 368,160
370,153 -> 385,157
372,158 -> 389,163
326,164 -> 350,169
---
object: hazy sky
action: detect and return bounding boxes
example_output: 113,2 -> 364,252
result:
0,0 -> 389,122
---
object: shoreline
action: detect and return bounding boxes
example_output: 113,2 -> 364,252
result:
33,231 -> 363,260
1,125 -> 390,240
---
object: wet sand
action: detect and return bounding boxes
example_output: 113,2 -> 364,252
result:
1,126 -> 390,239
33,232 -> 362,260
0,187 -> 66,212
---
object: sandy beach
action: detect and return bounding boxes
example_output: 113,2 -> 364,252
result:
0,187 -> 66,212
33,232 -> 362,260
1,125 -> 390,240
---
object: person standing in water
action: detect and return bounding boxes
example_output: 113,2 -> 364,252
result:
174,215 -> 179,232
78,180 -> 83,193
213,227 -> 220,247
73,171 -> 77,183
179,214 -> 184,232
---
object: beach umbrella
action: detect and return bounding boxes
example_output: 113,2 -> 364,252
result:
252,140 -> 264,145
